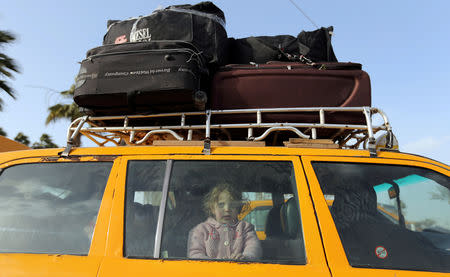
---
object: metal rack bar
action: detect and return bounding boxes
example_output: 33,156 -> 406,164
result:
63,106 -> 393,156
83,106 -> 385,121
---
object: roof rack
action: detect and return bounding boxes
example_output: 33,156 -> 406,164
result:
61,106 -> 394,157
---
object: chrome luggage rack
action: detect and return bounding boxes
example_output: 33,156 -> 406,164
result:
62,106 -> 394,157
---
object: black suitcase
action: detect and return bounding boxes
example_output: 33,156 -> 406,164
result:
103,1 -> 227,65
74,41 -> 208,115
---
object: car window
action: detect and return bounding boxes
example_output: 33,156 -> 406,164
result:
0,162 -> 112,255
312,162 -> 450,272
124,160 -> 306,264
124,160 -> 166,258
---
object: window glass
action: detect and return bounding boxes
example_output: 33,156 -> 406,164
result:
312,162 -> 450,272
0,162 -> 112,255
159,161 -> 305,264
124,160 -> 166,258
243,205 -> 271,239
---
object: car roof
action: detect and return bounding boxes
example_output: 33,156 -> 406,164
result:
0,144 -> 448,171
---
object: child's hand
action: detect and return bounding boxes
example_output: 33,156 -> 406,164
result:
231,253 -> 245,260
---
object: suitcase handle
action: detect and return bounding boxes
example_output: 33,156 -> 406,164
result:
165,54 -> 175,61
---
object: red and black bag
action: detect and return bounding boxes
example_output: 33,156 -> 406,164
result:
210,62 -> 371,134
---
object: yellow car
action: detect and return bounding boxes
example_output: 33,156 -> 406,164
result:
0,107 -> 449,276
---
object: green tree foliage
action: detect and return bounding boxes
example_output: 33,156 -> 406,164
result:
14,132 -> 30,146
0,127 -> 6,136
0,30 -> 19,111
31,133 -> 58,149
46,84 -> 83,146
46,84 -> 83,124
13,132 -> 58,148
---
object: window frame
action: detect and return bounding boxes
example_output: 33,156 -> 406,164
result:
106,154 -> 328,272
301,154 -> 450,275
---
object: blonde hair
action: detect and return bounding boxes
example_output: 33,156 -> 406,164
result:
203,183 -> 249,217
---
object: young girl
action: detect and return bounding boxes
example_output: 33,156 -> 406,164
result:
187,183 -> 262,260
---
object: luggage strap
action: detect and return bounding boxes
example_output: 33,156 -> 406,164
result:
277,48 -> 326,69
278,48 -> 362,70
167,7 -> 226,28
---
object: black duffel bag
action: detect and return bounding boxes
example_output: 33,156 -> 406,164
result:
228,26 -> 338,64
228,35 -> 299,64
73,41 -> 209,116
297,26 -> 337,63
103,1 -> 227,65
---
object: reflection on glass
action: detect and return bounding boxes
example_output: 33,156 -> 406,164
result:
0,162 -> 112,255
313,162 -> 450,272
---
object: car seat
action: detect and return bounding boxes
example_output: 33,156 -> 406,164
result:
125,202 -> 157,257
264,206 -> 283,238
280,197 -> 301,239
261,197 -> 305,263
330,186 -> 378,230
264,193 -> 286,239
161,190 -> 206,258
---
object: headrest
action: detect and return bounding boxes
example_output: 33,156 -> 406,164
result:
264,206 -> 283,237
331,186 -> 377,229
131,203 -> 156,221
280,197 -> 300,239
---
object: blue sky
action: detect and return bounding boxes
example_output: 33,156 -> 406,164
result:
0,0 -> 449,164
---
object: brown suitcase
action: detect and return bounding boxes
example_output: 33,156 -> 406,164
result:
210,62 -> 371,140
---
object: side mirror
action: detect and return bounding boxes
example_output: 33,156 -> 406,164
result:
388,186 -> 398,199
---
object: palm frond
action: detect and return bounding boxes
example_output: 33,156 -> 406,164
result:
0,54 -> 19,73
0,30 -> 19,101
46,102 -> 83,125
59,84 -> 76,97
0,30 -> 16,45
0,81 -> 15,98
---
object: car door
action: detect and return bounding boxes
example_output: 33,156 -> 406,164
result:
0,156 -> 119,277
302,155 -> 450,277
98,154 -> 331,277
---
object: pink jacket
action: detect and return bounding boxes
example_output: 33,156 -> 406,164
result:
188,217 -> 262,260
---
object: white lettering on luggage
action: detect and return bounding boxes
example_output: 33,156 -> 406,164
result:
130,70 -> 150,75
77,73 -> 98,80
147,68 -> 171,74
130,28 -> 152,42
104,68 -> 171,78
105,71 -> 129,77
